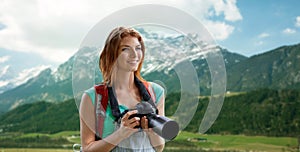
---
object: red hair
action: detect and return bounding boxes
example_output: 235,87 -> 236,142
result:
99,27 -> 145,83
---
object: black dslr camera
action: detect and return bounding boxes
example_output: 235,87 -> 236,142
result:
121,102 -> 179,140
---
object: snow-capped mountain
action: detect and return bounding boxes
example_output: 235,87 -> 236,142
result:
0,64 -> 50,94
0,56 -> 74,114
0,49 -> 58,94
0,28 -> 245,114
139,28 -> 220,74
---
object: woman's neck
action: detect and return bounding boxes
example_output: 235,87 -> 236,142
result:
111,71 -> 135,90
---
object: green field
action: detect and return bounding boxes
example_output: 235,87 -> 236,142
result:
0,131 -> 299,152
0,149 -> 70,152
168,131 -> 298,152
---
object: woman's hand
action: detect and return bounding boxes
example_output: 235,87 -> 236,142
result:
117,110 -> 140,138
141,116 -> 155,134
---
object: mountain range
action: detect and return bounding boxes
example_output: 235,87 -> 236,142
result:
0,48 -> 55,94
0,28 -> 299,114
227,44 -> 300,91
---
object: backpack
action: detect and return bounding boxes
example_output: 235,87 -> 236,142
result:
94,77 -> 157,140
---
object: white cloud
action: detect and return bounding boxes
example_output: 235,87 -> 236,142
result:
204,21 -> 235,40
282,28 -> 296,34
0,0 -> 242,64
255,41 -> 264,46
0,56 -> 10,63
0,0 -> 101,64
296,16 -> 300,27
13,65 -> 50,86
258,32 -> 270,38
0,65 -> 10,78
211,0 -> 243,21
0,65 -> 50,90
179,0 -> 241,40
0,81 -> 9,87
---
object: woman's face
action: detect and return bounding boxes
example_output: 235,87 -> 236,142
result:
116,36 -> 143,72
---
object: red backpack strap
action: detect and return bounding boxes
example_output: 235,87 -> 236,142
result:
141,81 -> 158,114
94,84 -> 109,140
142,81 -> 155,102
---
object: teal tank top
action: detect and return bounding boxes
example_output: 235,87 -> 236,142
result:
84,82 -> 164,138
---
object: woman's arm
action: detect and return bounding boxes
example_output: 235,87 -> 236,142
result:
80,93 -> 140,152
142,95 -> 165,152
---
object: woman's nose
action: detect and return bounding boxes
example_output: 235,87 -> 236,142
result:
130,48 -> 137,57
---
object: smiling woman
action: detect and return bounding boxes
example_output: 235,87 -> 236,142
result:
116,36 -> 143,73
79,27 -> 166,152
99,27 -> 146,84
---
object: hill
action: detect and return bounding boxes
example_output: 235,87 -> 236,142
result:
1,88 -> 299,137
179,89 -> 300,137
0,99 -> 79,133
227,43 -> 300,91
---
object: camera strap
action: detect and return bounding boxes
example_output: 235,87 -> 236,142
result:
94,76 -> 158,140
108,76 -> 159,121
133,76 -> 158,114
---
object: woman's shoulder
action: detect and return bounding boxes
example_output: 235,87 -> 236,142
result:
148,81 -> 164,92
147,81 -> 165,103
83,84 -> 108,105
84,86 -> 96,105
85,86 -> 95,93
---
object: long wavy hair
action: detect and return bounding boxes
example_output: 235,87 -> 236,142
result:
99,27 -> 145,83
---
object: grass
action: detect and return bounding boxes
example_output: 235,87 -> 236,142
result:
0,131 -> 299,152
168,131 -> 298,152
0,149 -> 70,152
4,131 -> 81,143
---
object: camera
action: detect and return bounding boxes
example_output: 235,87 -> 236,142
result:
121,102 -> 179,140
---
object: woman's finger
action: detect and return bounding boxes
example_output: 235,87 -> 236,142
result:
121,110 -> 141,129
128,119 -> 140,128
128,116 -> 140,124
141,116 -> 148,129
122,110 -> 138,122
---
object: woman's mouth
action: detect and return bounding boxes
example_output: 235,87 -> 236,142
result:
128,60 -> 139,64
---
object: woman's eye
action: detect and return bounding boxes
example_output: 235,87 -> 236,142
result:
122,48 -> 129,51
136,47 -> 142,51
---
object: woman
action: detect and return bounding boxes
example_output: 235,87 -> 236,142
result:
79,27 -> 165,152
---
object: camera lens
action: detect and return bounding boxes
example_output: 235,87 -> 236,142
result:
149,115 -> 179,140
160,120 -> 179,140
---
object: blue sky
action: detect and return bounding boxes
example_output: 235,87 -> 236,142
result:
219,0 -> 300,56
0,0 -> 299,70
